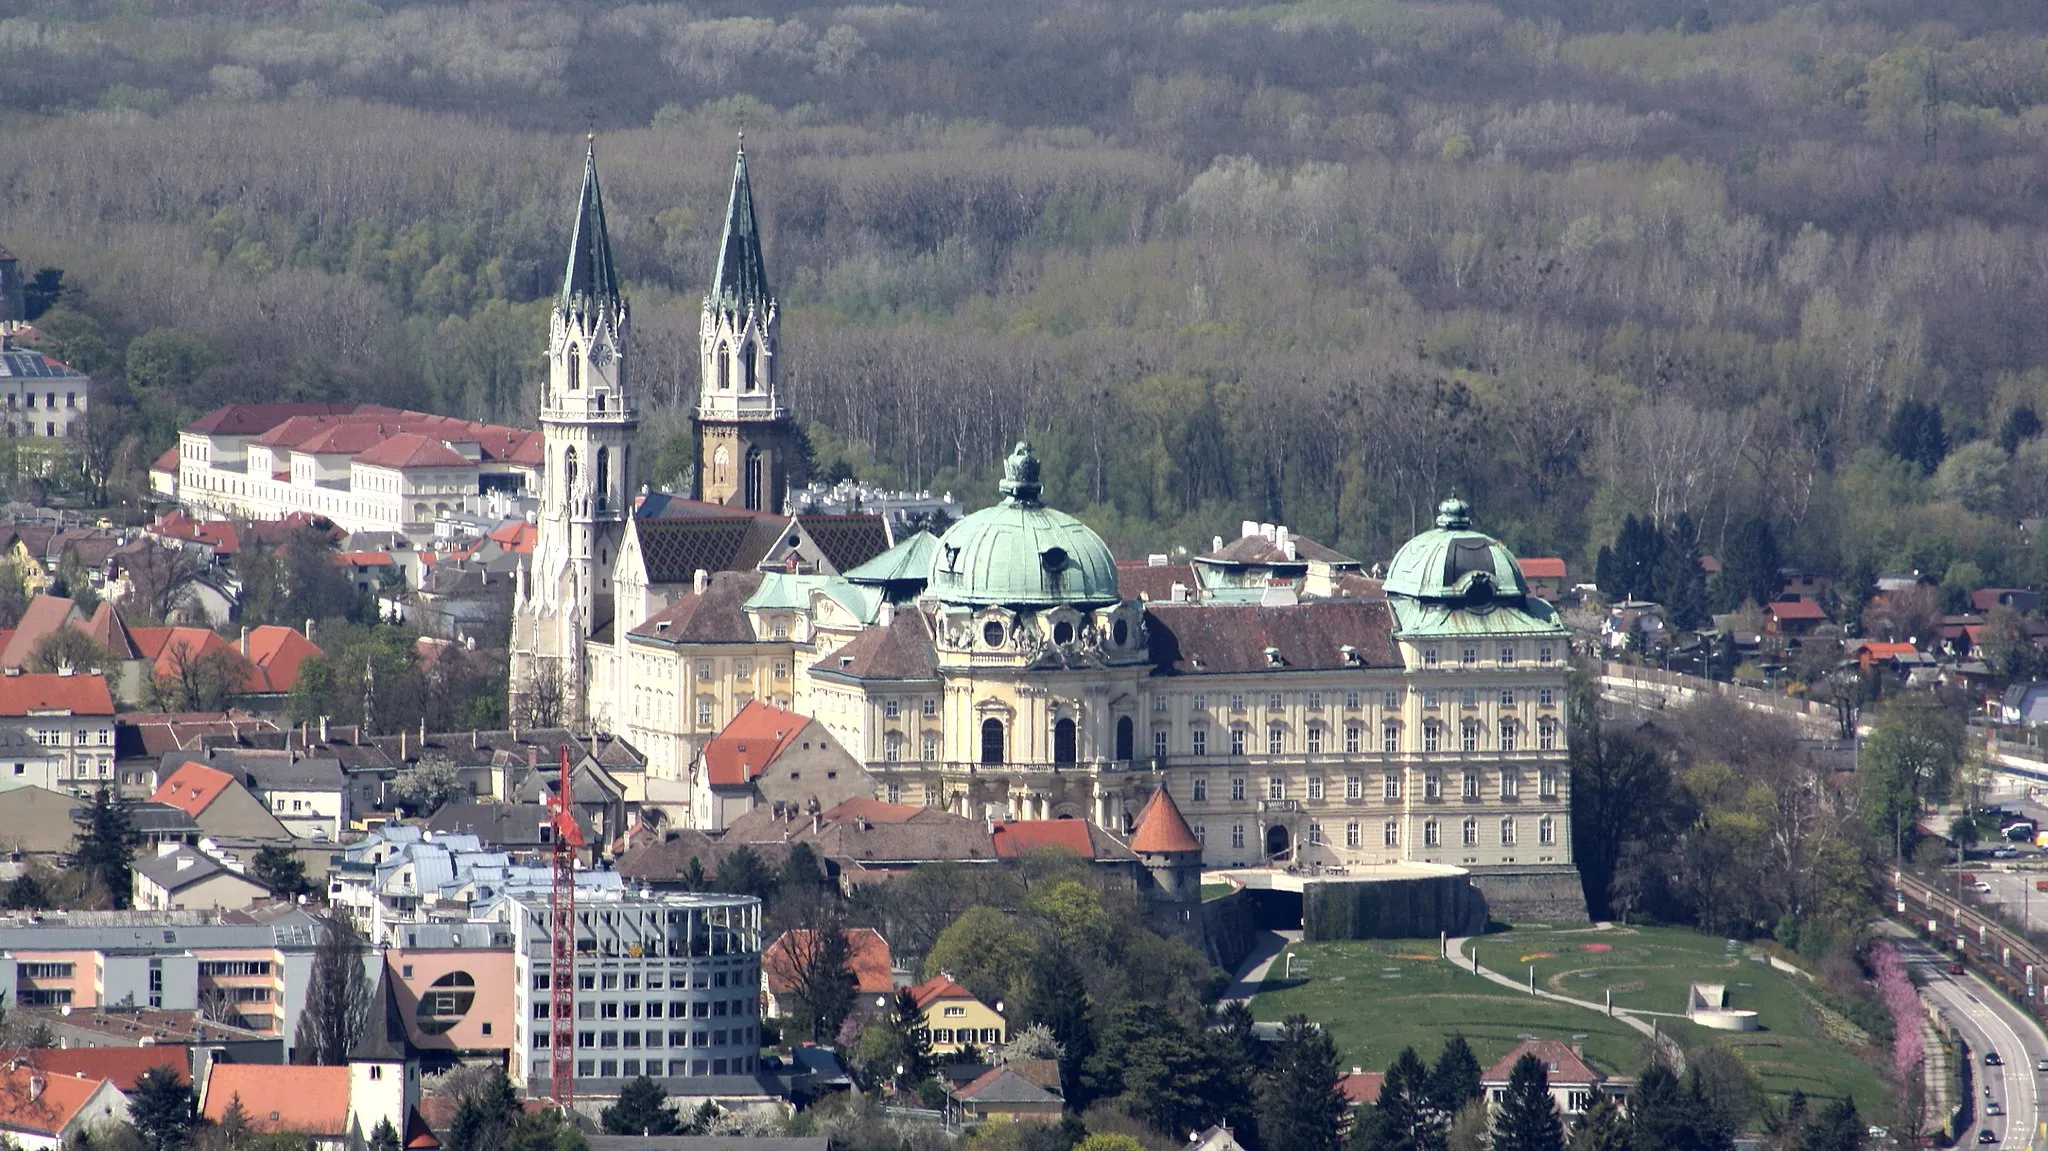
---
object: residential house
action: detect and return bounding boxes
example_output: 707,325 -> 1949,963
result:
1602,602 -> 1667,651
0,720 -> 62,792
1764,599 -> 1827,637
0,673 -> 116,791
1186,1127 -> 1252,1151
23,1048 -> 192,1093
215,750 -> 350,841
1855,641 -> 1922,675
1778,569 -> 1831,601
692,700 -> 874,832
906,975 -> 1004,1055
0,1062 -> 128,1151
198,1058 -> 410,1151
761,928 -> 894,1020
131,844 -> 274,912
148,761 -> 293,841
2003,682 -> 2048,726
1973,588 -> 2041,615
0,785 -> 83,876
239,626 -> 324,696
1480,1039 -> 1628,1120
1515,558 -> 1569,601
948,1066 -> 1062,1122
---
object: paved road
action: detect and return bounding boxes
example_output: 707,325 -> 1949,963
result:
1223,929 -> 1300,1004
1885,922 -> 2048,1149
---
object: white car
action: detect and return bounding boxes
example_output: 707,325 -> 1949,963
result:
1972,881 -> 1994,893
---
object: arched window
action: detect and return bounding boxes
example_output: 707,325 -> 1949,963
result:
742,341 -> 758,391
1501,817 -> 1517,846
1461,817 -> 1478,846
1053,718 -> 1077,765
566,345 -> 581,391
1115,716 -> 1134,761
980,718 -> 1005,765
595,447 -> 610,513
717,344 -> 731,391
562,447 -> 579,506
743,447 -> 764,511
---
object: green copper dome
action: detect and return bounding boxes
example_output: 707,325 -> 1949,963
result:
928,442 -> 1121,608
1382,496 -> 1531,604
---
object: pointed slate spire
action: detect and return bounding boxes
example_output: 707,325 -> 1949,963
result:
710,137 -> 772,314
560,136 -> 623,318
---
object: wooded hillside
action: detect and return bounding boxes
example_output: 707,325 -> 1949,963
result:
7,0 -> 2048,579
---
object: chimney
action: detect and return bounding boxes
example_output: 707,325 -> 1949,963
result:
1171,582 -> 1187,603
693,569 -> 708,595
528,746 -> 538,771
319,715 -> 329,743
240,626 -> 249,657
1240,521 -> 1257,540
400,731 -> 408,759
28,1075 -> 43,1102
304,618 -> 315,641
419,718 -> 427,746
1212,535 -> 1224,552
471,729 -> 478,750
879,602 -> 895,626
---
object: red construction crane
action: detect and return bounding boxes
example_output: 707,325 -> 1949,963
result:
549,744 -> 586,1109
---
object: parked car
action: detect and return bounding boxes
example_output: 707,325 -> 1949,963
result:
1972,881 -> 1995,893
1949,962 -> 1967,975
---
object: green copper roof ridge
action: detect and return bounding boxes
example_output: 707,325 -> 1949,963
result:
560,140 -> 623,316
710,145 -> 773,313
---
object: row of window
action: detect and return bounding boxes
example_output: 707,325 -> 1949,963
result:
557,1026 -> 754,1050
933,1027 -> 1003,1045
3,391 -> 78,410
552,1055 -> 756,1079
1157,684 -> 1556,714
878,714 -> 1562,765
1194,815 -> 1557,849
551,997 -> 754,1020
1419,644 -> 1558,668
1192,767 -> 1558,803
532,967 -> 750,992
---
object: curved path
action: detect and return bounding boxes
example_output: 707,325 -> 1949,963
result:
1448,932 -> 1685,1070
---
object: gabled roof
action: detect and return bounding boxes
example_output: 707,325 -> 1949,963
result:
844,531 -> 938,585
242,625 -> 322,694
633,517 -> 785,585
0,594 -> 80,669
1766,599 -> 1826,622
763,927 -> 894,996
0,672 -> 115,716
1337,1070 -> 1383,1105
792,514 -> 892,574
908,974 -> 981,1009
187,403 -> 380,436
0,349 -> 87,380
954,1065 -> 1058,1105
710,144 -> 772,313
80,601 -> 141,661
1517,558 -> 1568,580
201,1064 -> 351,1136
812,609 -> 938,682
353,433 -> 472,470
820,798 -> 925,824
1116,560 -> 1199,603
1199,530 -> 1355,568
1481,1039 -> 1603,1086
1130,787 -> 1202,854
702,700 -> 809,788
149,761 -> 236,817
0,1062 -> 111,1137
561,141 -> 624,317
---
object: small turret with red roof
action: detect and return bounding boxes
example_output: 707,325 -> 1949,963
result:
1131,785 -> 1204,903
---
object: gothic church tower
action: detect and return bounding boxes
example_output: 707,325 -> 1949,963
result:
513,140 -> 636,727
696,142 -> 808,511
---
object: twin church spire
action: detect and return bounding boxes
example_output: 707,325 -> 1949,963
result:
559,138 -> 625,326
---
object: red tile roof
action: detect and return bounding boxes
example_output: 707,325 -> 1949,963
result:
201,1064 -> 351,1136
990,820 -> 1096,858
1517,558 -> 1568,580
1766,599 -> 1826,622
1115,560 -> 1200,603
30,1046 -> 189,1091
0,1062 -> 111,1137
908,974 -> 979,1009
187,403 -> 381,436
821,798 -> 925,824
0,672 -> 115,716
147,627 -> 244,683
149,761 -> 235,817
701,700 -> 809,787
1481,1039 -> 1603,1086
352,432 -> 472,470
488,521 -> 537,554
243,626 -> 321,694
0,594 -> 80,669
337,551 -> 396,567
1338,1070 -> 1383,1105
764,927 -> 894,996
1860,641 -> 1920,660
1130,787 -> 1203,854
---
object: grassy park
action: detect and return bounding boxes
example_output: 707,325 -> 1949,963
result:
1251,925 -> 1894,1123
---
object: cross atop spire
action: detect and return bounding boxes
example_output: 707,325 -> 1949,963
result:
710,143 -> 772,315
559,138 -> 623,319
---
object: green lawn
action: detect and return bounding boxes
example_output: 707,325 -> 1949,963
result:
1252,927 -> 1894,1125
1201,883 -> 1236,902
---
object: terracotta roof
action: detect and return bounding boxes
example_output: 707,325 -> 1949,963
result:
633,516 -> 787,584
0,594 -> 79,669
488,521 -> 537,554
1766,599 -> 1826,622
702,700 -> 809,788
794,513 -> 893,573
338,551 -> 396,567
353,433 -> 472,470
147,628 -> 244,683
821,798 -> 924,824
80,602 -> 141,661
186,403 -> 379,436
627,571 -> 764,644
1145,601 -> 1397,674
1338,1070 -> 1383,1105
26,1047 -> 189,1091
201,1064 -> 351,1136
1130,787 -> 1202,854
812,609 -> 938,681
242,626 -> 321,694
1116,560 -> 1199,603
990,820 -> 1097,858
1517,558 -> 1568,580
0,1062 -> 109,1137
405,1106 -> 441,1149
149,512 -> 239,554
0,672 -> 115,716
1860,641 -> 1920,660
1481,1039 -> 1603,1086
149,761 -> 235,817
909,974 -> 979,1009
415,1096 -> 551,1140
763,927 -> 894,996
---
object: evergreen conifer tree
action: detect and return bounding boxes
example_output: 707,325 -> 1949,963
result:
1428,1034 -> 1482,1115
70,786 -> 140,908
126,1064 -> 196,1151
1256,1016 -> 1346,1151
1568,1096 -> 1631,1151
1489,1052 -> 1564,1151
602,1075 -> 681,1135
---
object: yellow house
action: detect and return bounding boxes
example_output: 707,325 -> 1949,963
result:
911,974 -> 1005,1054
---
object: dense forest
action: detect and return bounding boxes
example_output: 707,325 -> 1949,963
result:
11,0 -> 2048,577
